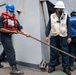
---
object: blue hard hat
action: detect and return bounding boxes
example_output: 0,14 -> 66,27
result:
72,10 -> 76,13
5,4 -> 15,13
70,10 -> 76,16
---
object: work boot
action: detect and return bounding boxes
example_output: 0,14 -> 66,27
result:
63,68 -> 71,75
48,66 -> 55,73
69,63 -> 74,71
56,61 -> 61,66
10,65 -> 24,74
0,63 -> 3,68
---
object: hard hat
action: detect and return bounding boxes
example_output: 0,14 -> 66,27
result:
54,1 -> 65,9
70,10 -> 76,16
5,4 -> 15,13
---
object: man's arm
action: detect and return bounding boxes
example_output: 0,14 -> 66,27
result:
0,28 -> 18,33
17,21 -> 30,37
45,18 -> 51,42
67,15 -> 72,38
20,29 -> 30,37
45,18 -> 51,37
67,15 -> 72,44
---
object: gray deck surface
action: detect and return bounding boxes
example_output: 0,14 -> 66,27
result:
0,62 -> 76,75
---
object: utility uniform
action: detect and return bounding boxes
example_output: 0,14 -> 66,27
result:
45,12 -> 71,69
69,15 -> 76,66
0,12 -> 23,67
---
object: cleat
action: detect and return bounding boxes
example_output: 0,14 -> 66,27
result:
10,65 -> 24,75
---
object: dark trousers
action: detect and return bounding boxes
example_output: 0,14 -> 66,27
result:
71,36 -> 76,62
0,50 -> 6,62
74,45 -> 76,62
49,36 -> 69,68
1,34 -> 16,67
69,43 -> 75,64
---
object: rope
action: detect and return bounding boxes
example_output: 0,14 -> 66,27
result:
29,35 -> 76,59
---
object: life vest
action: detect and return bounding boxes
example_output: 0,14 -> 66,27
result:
50,13 -> 67,37
1,12 -> 18,31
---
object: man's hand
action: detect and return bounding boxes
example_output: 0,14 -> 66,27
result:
45,37 -> 49,42
20,29 -> 30,37
67,38 -> 72,44
25,33 -> 30,37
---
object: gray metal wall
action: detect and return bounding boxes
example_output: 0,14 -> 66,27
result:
0,0 -> 50,65
1,0 -> 74,65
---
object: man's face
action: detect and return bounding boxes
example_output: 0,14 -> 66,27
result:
8,10 -> 14,16
56,8 -> 64,15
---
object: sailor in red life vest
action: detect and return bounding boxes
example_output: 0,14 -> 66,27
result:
0,4 -> 30,74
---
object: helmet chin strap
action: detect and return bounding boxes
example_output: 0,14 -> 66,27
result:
8,11 -> 14,16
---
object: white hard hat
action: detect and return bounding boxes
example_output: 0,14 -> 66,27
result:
54,1 -> 65,9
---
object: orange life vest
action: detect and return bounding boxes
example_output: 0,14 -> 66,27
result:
1,12 -> 18,31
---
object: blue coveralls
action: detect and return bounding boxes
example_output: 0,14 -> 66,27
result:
45,15 -> 71,69
69,16 -> 76,64
0,16 -> 23,67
